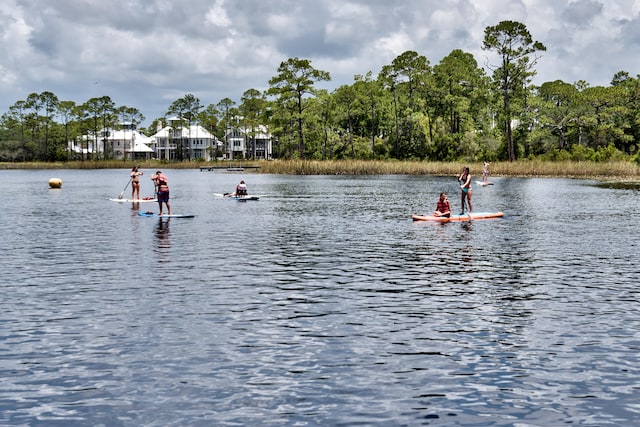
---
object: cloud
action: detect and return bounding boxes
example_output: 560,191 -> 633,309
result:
0,0 -> 638,126
561,0 -> 604,28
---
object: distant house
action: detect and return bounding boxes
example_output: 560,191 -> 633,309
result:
150,117 -> 223,161
224,125 -> 272,160
71,122 -> 154,160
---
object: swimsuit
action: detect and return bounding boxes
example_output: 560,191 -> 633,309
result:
157,189 -> 169,203
436,199 -> 450,212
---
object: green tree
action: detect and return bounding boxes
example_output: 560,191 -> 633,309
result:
579,85 -> 629,149
198,103 -> 220,135
167,94 -> 201,160
378,50 -> 431,159
217,97 -> 237,158
431,49 -> 490,160
197,103 -> 221,157
39,91 -> 59,160
482,20 -> 546,161
332,84 -> 359,158
611,71 -> 640,154
536,80 -> 578,150
57,100 -> 77,160
268,57 -> 331,158
239,88 -> 267,159
79,97 -> 113,159
24,93 -> 44,158
115,106 -> 145,160
3,100 -> 27,160
353,71 -> 385,157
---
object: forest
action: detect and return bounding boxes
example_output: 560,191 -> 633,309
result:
1,21 -> 639,164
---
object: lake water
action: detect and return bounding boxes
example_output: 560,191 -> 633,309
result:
1,168 -> 639,426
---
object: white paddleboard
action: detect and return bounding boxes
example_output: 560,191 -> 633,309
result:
214,193 -> 264,199
138,212 -> 195,218
110,198 -> 157,203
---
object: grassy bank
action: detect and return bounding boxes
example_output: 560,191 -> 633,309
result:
2,159 -> 639,179
257,159 -> 640,179
0,160 -> 206,170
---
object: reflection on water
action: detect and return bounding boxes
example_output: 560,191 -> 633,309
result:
0,170 -> 639,426
155,218 -> 170,247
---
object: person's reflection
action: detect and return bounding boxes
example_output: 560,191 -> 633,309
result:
131,201 -> 140,211
155,218 -> 170,251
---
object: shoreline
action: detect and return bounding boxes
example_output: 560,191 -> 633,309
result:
1,159 -> 639,180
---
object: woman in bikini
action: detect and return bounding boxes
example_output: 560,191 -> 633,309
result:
130,165 -> 143,200
457,166 -> 473,215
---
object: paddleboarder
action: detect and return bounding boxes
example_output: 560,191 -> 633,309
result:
151,170 -> 171,216
433,192 -> 451,218
235,180 -> 248,196
130,165 -> 143,200
482,161 -> 491,183
457,166 -> 473,215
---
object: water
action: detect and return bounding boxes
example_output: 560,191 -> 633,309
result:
1,169 -> 639,426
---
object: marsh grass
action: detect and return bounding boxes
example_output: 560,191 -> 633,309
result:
2,159 -> 639,179
255,159 -> 640,179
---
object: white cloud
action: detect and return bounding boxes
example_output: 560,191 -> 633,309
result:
0,0 -> 638,125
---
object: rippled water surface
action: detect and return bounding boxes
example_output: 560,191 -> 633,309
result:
1,169 -> 639,426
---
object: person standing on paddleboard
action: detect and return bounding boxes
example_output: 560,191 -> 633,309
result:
482,161 -> 491,183
457,167 -> 473,215
130,165 -> 143,200
151,171 -> 171,216
433,192 -> 451,217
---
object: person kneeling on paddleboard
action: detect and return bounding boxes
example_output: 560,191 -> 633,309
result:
235,180 -> 248,196
433,192 -> 451,217
151,171 -> 171,216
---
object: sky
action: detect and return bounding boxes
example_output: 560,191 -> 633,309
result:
1,0 -> 639,127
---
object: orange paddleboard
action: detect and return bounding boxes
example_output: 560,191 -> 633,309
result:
411,212 -> 504,222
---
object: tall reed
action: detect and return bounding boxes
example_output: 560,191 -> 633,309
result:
256,159 -> 640,178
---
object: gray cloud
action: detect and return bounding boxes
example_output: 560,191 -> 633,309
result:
561,0 -> 604,28
0,0 -> 638,125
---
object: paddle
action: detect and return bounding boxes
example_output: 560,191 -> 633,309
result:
118,177 -> 132,199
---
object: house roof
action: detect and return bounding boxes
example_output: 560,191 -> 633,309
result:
106,129 -> 154,152
80,128 -> 155,153
128,138 -> 154,153
224,124 -> 272,139
150,125 -> 222,142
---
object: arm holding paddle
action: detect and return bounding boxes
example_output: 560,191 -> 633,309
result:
118,177 -> 133,199
223,181 -> 248,198
130,166 -> 143,200
151,171 -> 171,216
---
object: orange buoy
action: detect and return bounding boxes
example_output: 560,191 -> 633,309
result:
48,178 -> 62,188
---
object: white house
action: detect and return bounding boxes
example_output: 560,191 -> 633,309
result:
224,124 -> 272,160
150,117 -> 223,161
71,123 -> 154,160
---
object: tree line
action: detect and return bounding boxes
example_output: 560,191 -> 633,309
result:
1,20 -> 639,163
